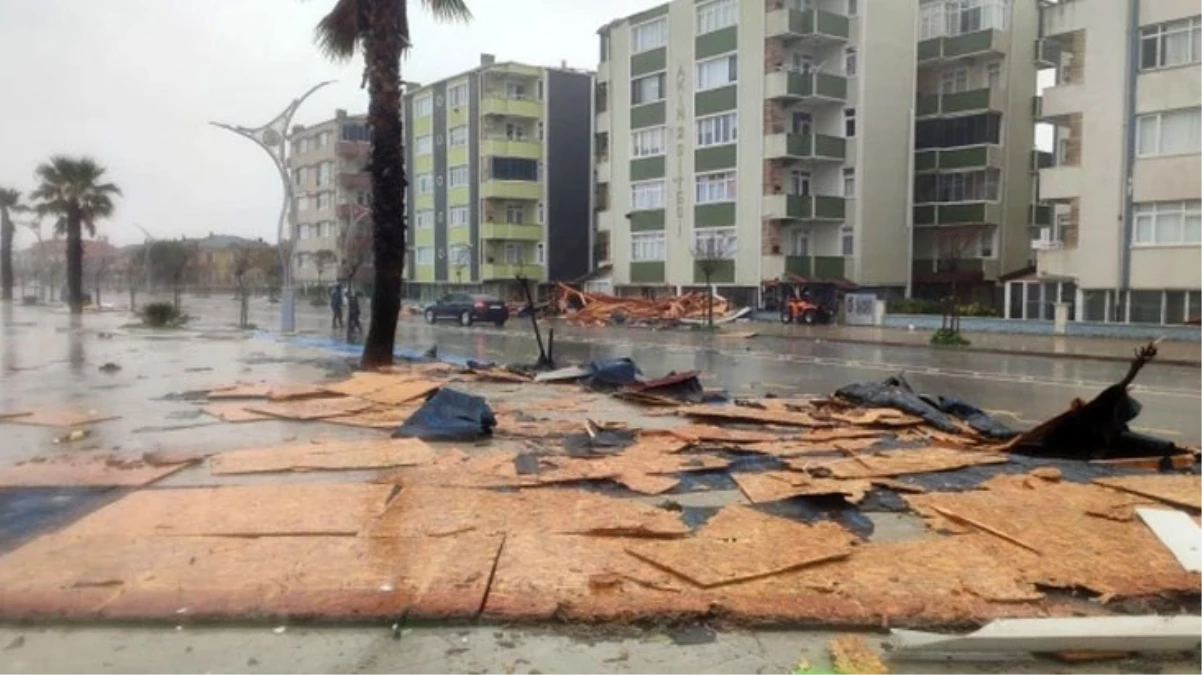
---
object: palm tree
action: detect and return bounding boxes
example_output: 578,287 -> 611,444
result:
30,157 -> 121,313
0,187 -> 28,302
315,0 -> 471,368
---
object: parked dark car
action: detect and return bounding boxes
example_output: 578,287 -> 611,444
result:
424,293 -> 508,327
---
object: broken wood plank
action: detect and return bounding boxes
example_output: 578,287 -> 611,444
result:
680,404 -> 832,428
798,446 -> 1007,479
201,403 -> 274,423
244,397 -> 373,421
829,635 -> 889,674
668,424 -> 779,444
0,456 -> 194,488
206,383 -> 271,400
1094,475 -> 1201,512
360,380 -> 441,406
0,409 -> 120,428
890,616 -> 1202,657
732,471 -> 871,504
209,437 -> 437,475
1136,508 -> 1202,572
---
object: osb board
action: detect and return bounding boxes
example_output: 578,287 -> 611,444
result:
829,635 -> 888,675
801,428 -> 890,443
493,415 -> 582,439
209,438 -> 436,475
616,473 -> 680,495
382,450 -> 538,490
360,380 -> 442,406
0,532 -> 503,621
0,457 -> 193,488
905,478 -> 1201,599
532,440 -> 728,494
266,384 -> 340,402
625,506 -> 854,587
741,441 -> 848,458
320,372 -> 402,398
732,471 -> 872,504
680,405 -> 832,428
1094,475 -> 1202,512
201,403 -> 274,423
365,485 -> 690,539
0,409 -> 121,428
322,405 -> 417,430
60,483 -> 394,538
207,383 -> 271,400
797,446 -> 1007,478
668,424 -> 780,444
828,409 -> 925,428
244,397 -> 373,421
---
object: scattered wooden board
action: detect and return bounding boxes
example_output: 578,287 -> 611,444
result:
201,403 -> 274,423
0,456 -> 193,488
209,437 -> 436,475
0,409 -> 120,428
361,380 -> 441,406
732,471 -> 872,504
266,384 -> 340,402
319,372 -> 404,398
1094,475 -> 1201,512
668,424 -> 779,444
322,405 -> 416,430
829,409 -> 924,427
244,397 -> 373,421
829,635 -> 889,674
680,405 -> 832,428
206,384 -> 271,400
798,446 -> 1007,479
890,616 -> 1202,657
1136,508 -> 1202,572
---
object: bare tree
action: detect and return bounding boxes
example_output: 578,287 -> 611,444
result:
90,250 -> 115,307
690,232 -> 737,328
450,244 -> 472,285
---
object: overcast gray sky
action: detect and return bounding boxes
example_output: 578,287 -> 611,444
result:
0,0 -> 650,247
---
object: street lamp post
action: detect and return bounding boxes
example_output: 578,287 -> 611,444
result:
132,223 -> 154,307
211,81 -> 333,333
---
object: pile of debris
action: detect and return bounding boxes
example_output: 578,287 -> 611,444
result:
556,284 -> 745,327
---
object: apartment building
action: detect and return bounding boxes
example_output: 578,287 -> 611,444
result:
594,0 -> 1044,304
401,55 -> 593,300
1012,0 -> 1201,324
287,109 -> 373,285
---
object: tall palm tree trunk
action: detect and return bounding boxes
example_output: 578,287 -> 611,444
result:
0,212 -> 12,301
66,210 -> 84,313
360,0 -> 407,368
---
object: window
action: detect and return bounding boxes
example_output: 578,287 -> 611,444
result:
939,68 -> 969,94
536,243 -> 546,265
693,227 -> 737,258
697,0 -> 736,34
341,123 -> 369,142
790,170 -> 811,196
415,134 -> 433,156
536,201 -> 545,224
632,17 -> 667,53
1140,17 -> 1202,70
537,122 -> 544,141
696,54 -> 737,91
696,112 -> 738,147
1136,108 -> 1202,157
299,224 -> 311,239
631,73 -> 666,105
294,167 -> 306,185
449,206 -> 469,227
632,127 -> 667,157
414,173 -> 434,194
413,94 -> 433,118
416,246 -> 435,265
844,108 -> 856,138
414,210 -> 434,229
448,125 -> 468,147
920,0 -> 1008,40
788,229 -> 809,256
600,33 -> 610,62
505,203 -> 524,224
505,81 -> 527,99
448,164 -> 470,188
915,112 -> 1002,149
842,168 -> 856,197
841,227 -> 855,256
505,123 -> 525,140
296,196 -> 309,212
978,230 -> 995,257
847,0 -> 858,15
504,243 -> 523,264
631,180 -> 666,210
695,171 -> 737,204
489,157 -> 539,181
316,192 -> 331,210
631,232 -> 666,261
447,82 -> 469,108
787,51 -> 814,75
844,47 -> 857,76
317,162 -> 333,186
536,79 -> 544,101
985,61 -> 1002,89
914,169 -> 1001,203
1132,201 -> 1202,245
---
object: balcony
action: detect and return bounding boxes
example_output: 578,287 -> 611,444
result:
912,202 -> 1002,226
765,8 -> 849,42
480,222 -> 542,241
1038,83 -> 1083,120
335,140 -> 369,158
480,181 -> 542,200
1031,239 -> 1065,251
765,71 -> 847,103
480,263 -> 544,281
339,172 -> 371,190
911,257 -> 987,283
1038,165 -> 1081,201
1030,149 -> 1054,172
763,194 -> 846,221
481,138 -> 542,160
784,255 -> 846,280
1035,37 -> 1061,69
765,132 -> 846,162
915,88 -> 1002,118
480,96 -> 543,119
914,145 -> 1001,172
1030,204 -> 1053,227
917,29 -> 1005,65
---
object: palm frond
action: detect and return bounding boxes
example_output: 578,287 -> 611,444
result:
420,0 -> 471,24
315,0 -> 362,61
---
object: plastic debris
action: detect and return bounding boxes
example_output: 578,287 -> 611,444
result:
392,388 -> 497,442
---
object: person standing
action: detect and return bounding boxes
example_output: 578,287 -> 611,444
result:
330,282 -> 344,330
347,290 -> 362,340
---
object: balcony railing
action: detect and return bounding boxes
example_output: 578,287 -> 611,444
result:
765,71 -> 847,102
479,222 -> 542,241
480,96 -> 543,118
766,132 -> 847,161
765,8 -> 849,41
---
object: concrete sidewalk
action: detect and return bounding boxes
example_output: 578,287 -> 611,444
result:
737,322 -> 1201,366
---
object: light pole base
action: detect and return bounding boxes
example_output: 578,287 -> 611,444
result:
280,286 -> 296,333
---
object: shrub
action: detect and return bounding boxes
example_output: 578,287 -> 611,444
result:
141,302 -> 182,328
887,297 -> 942,315
930,328 -> 971,347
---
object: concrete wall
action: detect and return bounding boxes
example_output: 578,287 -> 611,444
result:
997,0 -> 1041,278
546,70 -> 594,282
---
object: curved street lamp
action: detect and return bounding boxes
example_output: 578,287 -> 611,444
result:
210,80 -> 334,332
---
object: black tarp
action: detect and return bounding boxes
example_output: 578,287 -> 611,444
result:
836,375 -> 1015,439
580,357 -> 641,391
392,388 -> 496,442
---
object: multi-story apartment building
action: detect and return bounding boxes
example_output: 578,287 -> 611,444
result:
401,55 -> 593,300
287,109 -> 373,285
594,0 -> 1044,304
1011,0 -> 1200,325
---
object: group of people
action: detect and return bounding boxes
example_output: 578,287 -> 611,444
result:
329,283 -> 362,339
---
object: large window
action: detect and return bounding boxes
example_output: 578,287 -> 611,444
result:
448,164 -> 470,188
632,17 -> 667,53
414,210 -> 434,229
844,108 -> 856,138
788,229 -> 809,256
844,47 -> 857,77
696,53 -> 738,91
489,157 -> 538,181
1136,108 -> 1202,157
631,180 -> 665,210
447,82 -> 469,108
632,127 -> 667,157
632,73 -> 666,105
631,232 -> 666,261
1133,200 -> 1202,245
696,112 -> 737,147
913,169 -> 1001,203
697,0 -> 736,35
505,203 -> 525,224
939,68 -> 969,94
919,0 -> 1008,40
415,247 -> 435,265
316,192 -> 331,210
915,112 -> 1002,149
415,173 -> 433,194
1140,17 -> 1202,70
413,95 -> 433,118
695,171 -> 737,204
448,125 -> 468,147
693,227 -> 737,258
317,161 -> 333,185
415,134 -> 433,156
449,206 -> 470,227
842,168 -> 856,197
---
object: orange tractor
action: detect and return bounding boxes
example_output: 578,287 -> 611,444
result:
762,276 -> 849,325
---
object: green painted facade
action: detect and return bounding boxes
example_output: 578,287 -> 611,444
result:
694,202 -> 735,228
630,156 -> 666,180
631,101 -> 666,129
631,47 -> 667,77
630,210 -> 666,232
695,144 -> 737,172
695,85 -> 737,116
694,260 -> 734,284
630,261 -> 666,283
695,26 -> 737,59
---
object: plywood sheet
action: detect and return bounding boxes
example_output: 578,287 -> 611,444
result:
0,409 -> 120,428
244,397 -> 372,421
319,372 -> 401,398
360,380 -> 441,406
616,473 -> 680,495
798,446 -> 1007,478
322,405 -> 416,430
829,409 -> 924,428
366,485 -> 689,539
209,438 -> 436,475
206,383 -> 271,400
668,424 -> 779,444
625,505 -> 854,587
680,405 -> 832,428
0,457 -> 193,488
732,471 -> 872,504
740,441 -> 846,458
1094,475 -> 1201,512
266,384 -> 340,402
201,403 -> 273,423
829,635 -> 889,675
62,483 -> 393,538
382,450 -> 538,490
